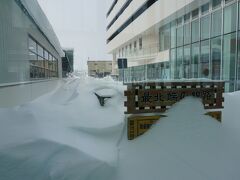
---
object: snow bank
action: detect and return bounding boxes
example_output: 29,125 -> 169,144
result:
116,97 -> 240,180
0,77 -> 125,180
0,77 -> 240,180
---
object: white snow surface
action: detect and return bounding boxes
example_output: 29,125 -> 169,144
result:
0,76 -> 240,180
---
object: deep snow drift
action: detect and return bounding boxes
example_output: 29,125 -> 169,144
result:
0,76 -> 240,180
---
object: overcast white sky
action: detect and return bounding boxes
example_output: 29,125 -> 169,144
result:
37,0 -> 112,71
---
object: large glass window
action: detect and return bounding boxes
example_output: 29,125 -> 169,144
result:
183,45 -> 191,78
200,40 -> 210,78
177,26 -> 183,47
192,19 -> 199,42
191,43 -> 199,78
171,21 -> 176,48
201,15 -> 210,40
212,10 -> 222,37
224,3 -> 237,34
28,36 -> 58,80
211,37 -> 222,80
184,23 -> 191,45
223,33 -> 236,92
176,47 -> 183,79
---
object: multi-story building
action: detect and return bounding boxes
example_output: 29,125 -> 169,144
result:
106,0 -> 240,92
87,61 -> 112,78
0,0 -> 64,106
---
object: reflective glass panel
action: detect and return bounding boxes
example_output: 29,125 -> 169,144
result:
177,26 -> 183,47
212,10 -> 222,37
211,37 -> 222,80
200,40 -> 210,78
170,49 -> 176,79
171,21 -> 176,48
183,45 -> 191,78
176,47 -> 183,79
223,33 -> 236,92
192,19 -> 199,42
191,43 -> 199,78
201,15 -> 210,40
224,3 -> 237,34
184,23 -> 191,45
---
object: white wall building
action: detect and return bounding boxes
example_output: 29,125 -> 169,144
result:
106,0 -> 240,92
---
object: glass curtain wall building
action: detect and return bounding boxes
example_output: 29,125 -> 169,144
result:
107,0 -> 240,92
0,0 -> 64,85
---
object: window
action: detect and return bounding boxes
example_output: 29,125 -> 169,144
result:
192,19 -> 199,42
200,40 -> 210,78
171,21 -> 176,48
212,0 -> 222,9
44,50 -> 48,60
176,47 -> 183,79
212,10 -> 222,37
184,23 -> 191,45
191,43 -> 199,78
139,38 -> 142,49
177,26 -> 183,47
211,37 -> 221,80
28,37 -> 37,53
201,3 -> 209,14
223,33 -> 236,91
201,15 -> 210,40
184,13 -> 190,23
183,45 -> 191,78
192,9 -> 199,19
29,51 -> 37,61
224,3 -> 237,34
225,0 -> 234,4
28,36 -> 58,80
177,17 -> 183,26
170,49 -> 176,79
37,45 -> 44,58
159,24 -> 170,51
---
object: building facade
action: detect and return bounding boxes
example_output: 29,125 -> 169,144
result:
62,49 -> 74,77
0,0 -> 64,106
106,0 -> 240,92
0,0 -> 64,85
87,61 -> 113,78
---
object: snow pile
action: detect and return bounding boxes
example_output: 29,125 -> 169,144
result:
117,97 -> 240,180
0,76 -> 240,180
0,77 -> 125,180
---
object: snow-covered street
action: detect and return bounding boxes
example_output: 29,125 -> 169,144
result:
0,77 -> 240,180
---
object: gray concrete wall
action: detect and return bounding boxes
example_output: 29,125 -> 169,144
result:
0,79 -> 62,107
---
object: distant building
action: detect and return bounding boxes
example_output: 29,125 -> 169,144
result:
62,49 -> 74,77
87,61 -> 112,78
